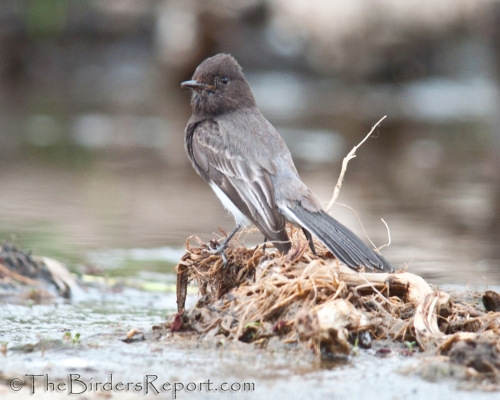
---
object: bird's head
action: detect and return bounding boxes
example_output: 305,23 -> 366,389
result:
181,54 -> 256,117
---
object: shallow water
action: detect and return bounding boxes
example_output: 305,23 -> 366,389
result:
1,157 -> 498,285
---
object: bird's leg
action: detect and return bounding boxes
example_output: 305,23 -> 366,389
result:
210,224 -> 241,267
302,228 -> 317,255
262,237 -> 267,253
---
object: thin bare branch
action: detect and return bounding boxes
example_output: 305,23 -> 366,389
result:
326,115 -> 387,212
377,218 -> 391,251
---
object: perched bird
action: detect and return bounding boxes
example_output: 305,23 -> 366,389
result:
181,54 -> 393,273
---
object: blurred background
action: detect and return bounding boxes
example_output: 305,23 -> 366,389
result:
0,0 -> 499,284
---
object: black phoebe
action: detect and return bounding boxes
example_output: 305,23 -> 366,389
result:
181,54 -> 393,273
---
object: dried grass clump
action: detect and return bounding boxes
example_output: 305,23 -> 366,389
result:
167,115 -> 500,385
172,227 -> 500,377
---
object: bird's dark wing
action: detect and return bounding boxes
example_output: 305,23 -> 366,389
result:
190,120 -> 290,252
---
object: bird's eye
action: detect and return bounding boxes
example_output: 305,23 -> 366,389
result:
220,77 -> 229,85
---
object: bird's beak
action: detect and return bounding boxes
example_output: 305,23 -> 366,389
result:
181,80 -> 207,90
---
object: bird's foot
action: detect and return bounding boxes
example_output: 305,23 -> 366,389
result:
208,225 -> 241,268
208,240 -> 229,267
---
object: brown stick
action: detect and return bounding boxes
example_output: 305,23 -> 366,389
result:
0,263 -> 41,286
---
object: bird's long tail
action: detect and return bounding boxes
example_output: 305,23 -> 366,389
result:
282,205 -> 394,272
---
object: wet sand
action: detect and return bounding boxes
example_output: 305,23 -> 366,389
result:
1,281 -> 500,400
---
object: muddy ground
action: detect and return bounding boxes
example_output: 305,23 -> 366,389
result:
1,277 -> 500,400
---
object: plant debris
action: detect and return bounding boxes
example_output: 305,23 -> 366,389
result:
483,290 -> 500,312
121,328 -> 145,343
0,243 -> 80,302
171,228 -> 500,385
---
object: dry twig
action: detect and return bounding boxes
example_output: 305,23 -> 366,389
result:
326,115 -> 387,212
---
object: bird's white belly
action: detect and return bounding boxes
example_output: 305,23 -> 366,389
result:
210,183 -> 250,226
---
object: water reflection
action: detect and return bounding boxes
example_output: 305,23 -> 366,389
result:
0,152 -> 498,285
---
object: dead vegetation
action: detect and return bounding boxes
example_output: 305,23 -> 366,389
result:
168,116 -> 500,386
0,243 -> 81,302
171,227 -> 500,384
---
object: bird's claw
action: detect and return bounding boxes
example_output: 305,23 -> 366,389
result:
208,239 -> 230,268
207,224 -> 241,268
